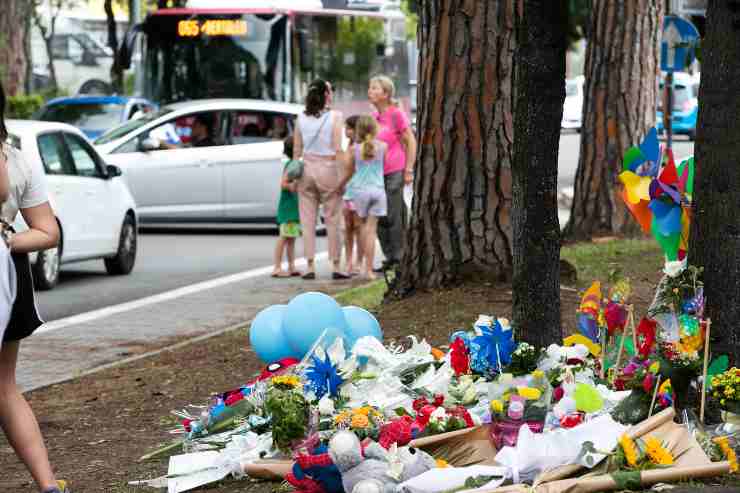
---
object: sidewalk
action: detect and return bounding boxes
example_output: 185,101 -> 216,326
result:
17,258 -> 360,392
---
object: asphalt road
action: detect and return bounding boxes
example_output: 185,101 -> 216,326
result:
37,133 -> 694,322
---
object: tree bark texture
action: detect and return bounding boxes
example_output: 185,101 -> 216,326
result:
689,2 -> 740,365
399,0 -> 515,292
563,0 -> 663,240
0,0 -> 29,95
511,0 -> 567,348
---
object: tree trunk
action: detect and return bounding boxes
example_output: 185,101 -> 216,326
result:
563,0 -> 663,240
399,0 -> 515,292
0,0 -> 29,95
511,0 -> 567,348
43,37 -> 59,93
688,2 -> 740,365
105,0 -> 124,93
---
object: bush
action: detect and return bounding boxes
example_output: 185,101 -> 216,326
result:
6,94 -> 44,119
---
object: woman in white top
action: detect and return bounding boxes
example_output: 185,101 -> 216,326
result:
0,82 -> 67,493
293,79 -> 349,280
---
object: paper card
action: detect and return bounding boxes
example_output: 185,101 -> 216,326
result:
167,451 -> 228,493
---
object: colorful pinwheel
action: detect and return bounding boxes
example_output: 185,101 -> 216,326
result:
468,320 -> 516,374
577,281 -> 603,344
619,128 -> 695,261
304,353 -> 344,400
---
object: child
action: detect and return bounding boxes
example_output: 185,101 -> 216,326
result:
335,116 -> 387,280
342,115 -> 364,275
273,136 -> 302,278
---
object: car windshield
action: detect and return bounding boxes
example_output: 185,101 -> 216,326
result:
94,108 -> 174,145
39,102 -> 124,132
565,81 -> 579,97
657,85 -> 691,110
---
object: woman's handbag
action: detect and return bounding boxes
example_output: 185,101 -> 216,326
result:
288,111 -> 332,181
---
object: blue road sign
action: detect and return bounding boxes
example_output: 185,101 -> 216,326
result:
661,15 -> 700,72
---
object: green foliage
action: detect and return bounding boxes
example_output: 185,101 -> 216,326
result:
401,0 -> 419,41
6,94 -> 44,119
649,265 -> 703,317
264,384 -> 309,452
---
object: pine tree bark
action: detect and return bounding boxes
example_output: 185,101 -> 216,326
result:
689,2 -> 740,365
399,0 -> 515,291
511,0 -> 567,348
563,0 -> 663,240
0,0 -> 29,95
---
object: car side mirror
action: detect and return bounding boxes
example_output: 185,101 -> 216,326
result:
140,137 -> 160,152
106,164 -> 123,178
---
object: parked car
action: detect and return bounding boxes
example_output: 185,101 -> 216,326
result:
6,120 -> 139,290
656,72 -> 699,140
34,96 -> 158,140
561,76 -> 584,131
94,99 -> 301,227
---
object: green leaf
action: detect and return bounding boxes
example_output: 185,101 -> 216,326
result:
707,355 -> 729,388
395,407 -> 411,417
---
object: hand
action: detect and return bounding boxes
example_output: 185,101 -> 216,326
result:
404,169 -> 414,185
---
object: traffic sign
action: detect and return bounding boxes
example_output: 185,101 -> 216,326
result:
661,15 -> 700,72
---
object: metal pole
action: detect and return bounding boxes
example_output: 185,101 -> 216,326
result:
131,0 -> 141,23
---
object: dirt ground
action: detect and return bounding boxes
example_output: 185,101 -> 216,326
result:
0,241 -> 715,492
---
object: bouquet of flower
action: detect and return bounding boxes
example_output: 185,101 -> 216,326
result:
264,375 -> 310,452
650,264 -> 703,317
711,368 -> 740,414
612,433 -> 674,470
332,405 -> 384,441
489,371 -> 551,448
611,357 -> 665,425
445,374 -> 480,406
507,342 -> 541,376
411,395 -> 475,436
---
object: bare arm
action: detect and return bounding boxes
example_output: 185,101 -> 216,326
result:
336,145 -> 356,191
400,127 -> 417,185
281,169 -> 297,193
293,127 -> 303,160
0,152 -> 10,204
10,202 -> 60,253
332,111 -> 346,163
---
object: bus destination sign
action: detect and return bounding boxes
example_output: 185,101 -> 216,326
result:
177,19 -> 248,38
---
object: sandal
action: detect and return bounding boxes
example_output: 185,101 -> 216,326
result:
332,272 -> 351,280
290,271 -> 302,277
271,271 -> 291,278
302,272 -> 316,280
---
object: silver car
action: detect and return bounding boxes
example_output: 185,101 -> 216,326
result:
94,99 -> 301,227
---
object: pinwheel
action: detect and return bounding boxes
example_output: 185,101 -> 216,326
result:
304,352 -> 344,400
468,320 -> 516,374
577,281 -> 603,343
619,128 -> 695,261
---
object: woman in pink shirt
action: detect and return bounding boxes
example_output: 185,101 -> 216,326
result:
368,75 -> 417,270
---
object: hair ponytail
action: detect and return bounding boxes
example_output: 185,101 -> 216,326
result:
305,79 -> 329,117
356,115 -> 378,160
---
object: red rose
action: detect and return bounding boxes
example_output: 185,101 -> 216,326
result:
413,397 -> 429,413
614,379 -> 625,391
433,394 -> 446,407
637,318 -> 657,358
642,373 -> 655,394
566,358 -> 585,366
182,418 -> 192,432
553,386 -> 565,402
415,405 -> 437,427
450,338 -> 470,375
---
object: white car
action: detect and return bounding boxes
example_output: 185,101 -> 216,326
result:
6,120 -> 138,290
562,76 -> 584,131
95,99 -> 302,227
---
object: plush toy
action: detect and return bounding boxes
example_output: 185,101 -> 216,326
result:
286,441 -> 344,493
328,430 -> 436,493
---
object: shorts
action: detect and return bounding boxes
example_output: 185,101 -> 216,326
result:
279,222 -> 302,238
343,199 -> 356,212
352,188 -> 387,218
3,252 -> 44,342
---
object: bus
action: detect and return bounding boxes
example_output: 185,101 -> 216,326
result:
119,0 -> 416,117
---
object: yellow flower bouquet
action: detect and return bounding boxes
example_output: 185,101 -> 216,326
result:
711,368 -> 740,414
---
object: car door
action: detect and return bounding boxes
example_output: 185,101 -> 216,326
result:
103,111 -> 225,222
61,132 -> 120,255
222,111 -> 292,220
36,132 -> 88,259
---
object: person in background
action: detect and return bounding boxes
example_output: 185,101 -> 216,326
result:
293,79 -> 349,280
341,115 -> 364,276
272,136 -> 302,278
188,114 -> 216,147
334,116 -> 387,280
0,82 -> 68,493
368,75 -> 417,272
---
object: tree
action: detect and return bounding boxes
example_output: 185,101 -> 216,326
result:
31,0 -> 78,93
105,0 -> 125,93
563,0 -> 663,240
398,0 -> 516,292
689,2 -> 740,364
0,0 -> 31,95
511,1 -> 568,347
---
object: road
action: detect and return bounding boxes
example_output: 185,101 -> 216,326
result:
37,133 -> 694,322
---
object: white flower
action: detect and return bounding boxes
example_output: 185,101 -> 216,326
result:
318,395 -> 335,415
664,258 -> 687,277
429,406 -> 448,424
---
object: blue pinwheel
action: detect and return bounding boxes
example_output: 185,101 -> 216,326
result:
468,320 -> 516,374
304,353 -> 343,400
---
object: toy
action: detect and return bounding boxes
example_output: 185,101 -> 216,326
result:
328,431 -> 436,493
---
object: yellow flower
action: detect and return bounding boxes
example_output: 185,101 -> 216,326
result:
644,436 -> 674,466
355,407 -> 372,416
272,375 -> 300,388
649,361 -> 661,373
518,387 -> 542,400
714,437 -> 738,473
532,370 -> 545,379
350,413 -> 370,429
436,459 -> 450,468
334,411 -> 351,425
491,400 -> 504,413
618,434 -> 639,468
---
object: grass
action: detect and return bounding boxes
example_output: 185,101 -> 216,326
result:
561,238 -> 663,288
334,279 -> 387,310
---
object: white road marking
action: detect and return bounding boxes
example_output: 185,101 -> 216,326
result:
36,251 -> 330,334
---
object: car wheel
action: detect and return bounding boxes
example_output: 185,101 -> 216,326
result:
105,215 -> 137,275
33,247 -> 60,290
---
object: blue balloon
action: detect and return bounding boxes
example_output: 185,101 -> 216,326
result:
249,304 -> 294,363
283,292 -> 348,357
343,306 -> 382,348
